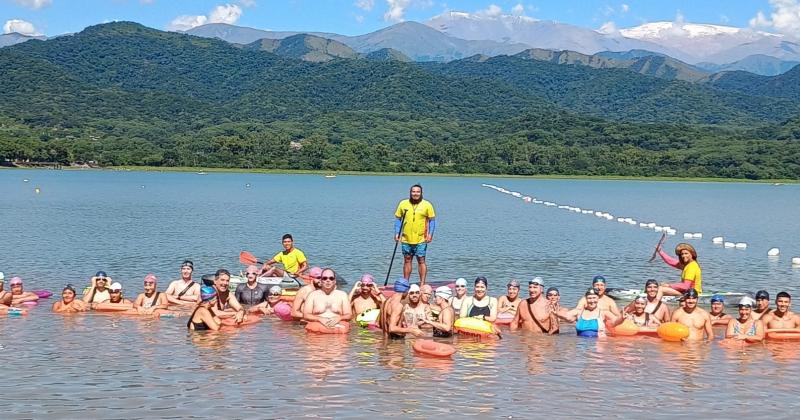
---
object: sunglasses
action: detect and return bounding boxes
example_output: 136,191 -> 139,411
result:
246,272 -> 258,276
268,293 -> 281,297
320,276 -> 336,281
97,278 -> 107,281
455,285 -> 466,288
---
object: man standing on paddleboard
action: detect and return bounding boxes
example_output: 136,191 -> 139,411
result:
394,184 -> 436,286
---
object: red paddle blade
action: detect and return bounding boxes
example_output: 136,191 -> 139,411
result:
239,251 -> 258,265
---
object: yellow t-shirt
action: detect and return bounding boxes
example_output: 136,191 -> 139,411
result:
272,248 -> 307,274
681,260 -> 702,294
394,199 -> 436,245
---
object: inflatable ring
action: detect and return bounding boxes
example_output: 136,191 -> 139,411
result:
454,317 -> 495,337
280,290 -> 297,303
657,322 -> 690,342
305,321 -> 351,334
33,290 -> 53,299
413,339 -> 456,357
766,329 -> 800,341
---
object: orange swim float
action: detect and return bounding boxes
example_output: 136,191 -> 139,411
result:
657,322 -> 690,342
413,339 -> 456,358
454,318 -> 495,338
765,329 -> 800,341
305,321 -> 351,334
608,319 -> 640,336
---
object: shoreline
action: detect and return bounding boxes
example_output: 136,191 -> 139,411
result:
3,164 -> 798,184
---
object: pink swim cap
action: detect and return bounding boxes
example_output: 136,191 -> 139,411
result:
308,267 -> 323,278
360,274 -> 374,285
10,276 -> 23,286
274,302 -> 293,320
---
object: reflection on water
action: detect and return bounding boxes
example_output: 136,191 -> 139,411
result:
2,171 -> 800,417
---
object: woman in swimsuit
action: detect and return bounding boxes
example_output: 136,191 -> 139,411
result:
188,286 -> 222,331
459,276 -> 498,322
133,274 -> 170,316
557,288 -> 618,337
725,297 -> 764,343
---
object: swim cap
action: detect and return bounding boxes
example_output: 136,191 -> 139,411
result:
474,276 -> 488,287
634,295 -> 647,303
683,289 -> 699,299
435,286 -> 452,299
755,290 -> 769,300
63,284 -> 76,294
394,278 -> 410,293
308,267 -> 323,278
710,294 -> 724,304
455,278 -> 467,287
200,285 -> 217,301
109,282 -> 123,291
274,302 -> 292,320
546,287 -> 559,296
592,275 -> 606,284
181,260 -> 194,269
420,284 -> 432,294
245,265 -> 259,275
645,279 -> 659,287
95,271 -> 108,278
529,276 -> 543,286
408,284 -> 421,293
144,274 -> 157,283
268,285 -> 282,295
360,274 -> 375,285
585,288 -> 599,297
738,296 -> 756,307
507,279 -> 521,288
10,276 -> 23,286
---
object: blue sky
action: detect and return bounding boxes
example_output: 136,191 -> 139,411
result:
1,0 -> 796,37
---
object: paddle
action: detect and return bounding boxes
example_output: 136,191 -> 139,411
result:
239,250 -> 262,265
384,209 -> 407,286
649,232 -> 667,262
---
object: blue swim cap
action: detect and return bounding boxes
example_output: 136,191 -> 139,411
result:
710,294 -> 724,303
200,285 -> 217,301
394,278 -> 410,293
592,275 -> 606,284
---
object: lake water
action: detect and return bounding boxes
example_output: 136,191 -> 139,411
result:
2,169 -> 800,418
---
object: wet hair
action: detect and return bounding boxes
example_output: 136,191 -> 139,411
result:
645,279 -> 659,287
474,276 -> 488,287
215,268 -> 231,279
675,243 -> 697,260
777,291 -> 791,300
63,284 -> 76,294
409,184 -> 423,203
282,233 -> 293,241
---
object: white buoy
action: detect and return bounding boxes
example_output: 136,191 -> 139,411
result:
628,220 -> 637,225
647,222 -> 656,228
735,242 -> 747,249
724,242 -> 735,248
712,237 -> 724,244
767,248 -> 780,257
792,257 -> 800,266
692,233 -> 703,239
533,200 -> 543,204
605,214 -> 614,220
666,229 -> 676,236
654,226 -> 664,232
23,179 -> 29,182
683,233 -> 693,239
641,223 -> 649,228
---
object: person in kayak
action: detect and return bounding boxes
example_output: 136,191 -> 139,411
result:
574,276 -> 620,318
557,288 -> 618,338
459,276 -> 497,322
188,286 -> 222,331
165,260 -> 200,307
423,286 -> 455,338
656,243 -> 702,296
513,278 -> 559,334
133,274 -> 169,315
449,278 -> 468,315
709,295 -> 733,326
752,290 -> 772,320
761,292 -> 800,331
624,279 -> 670,323
302,268 -> 352,328
9,277 -> 39,306
261,234 -> 308,278
210,269 -> 245,323
670,289 -> 713,341
235,265 -> 268,312
292,266 -> 323,320
82,271 -> 112,305
52,284 -> 88,313
497,279 -> 522,321
381,278 -> 423,339
725,297 -> 764,342
394,184 -> 436,286
349,273 -> 384,316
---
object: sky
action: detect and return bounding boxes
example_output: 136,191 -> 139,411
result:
2,0 -> 799,37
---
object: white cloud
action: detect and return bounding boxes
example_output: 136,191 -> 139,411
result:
749,0 -> 800,36
238,0 -> 257,7
167,3 -> 243,31
355,0 -> 374,11
13,0 -> 51,10
384,0 -> 410,22
477,4 -> 502,18
511,3 -> 525,16
621,4 -> 629,13
598,20 -> 617,35
355,14 -> 365,23
3,18 -> 41,35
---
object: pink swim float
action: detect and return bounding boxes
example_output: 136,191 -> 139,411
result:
33,290 -> 53,299
273,302 -> 293,321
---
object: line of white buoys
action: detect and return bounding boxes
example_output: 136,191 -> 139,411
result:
724,242 -> 735,248
735,242 -> 747,249
712,236 -> 724,244
683,233 -> 693,239
768,248 -> 780,256
532,199 -> 543,204
692,233 -> 703,239
792,257 -> 800,266
666,229 -> 676,235
523,196 -> 532,202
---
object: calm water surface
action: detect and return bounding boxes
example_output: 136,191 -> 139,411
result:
1,170 -> 799,418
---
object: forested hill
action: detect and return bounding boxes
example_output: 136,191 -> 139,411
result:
1,22 -> 799,180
